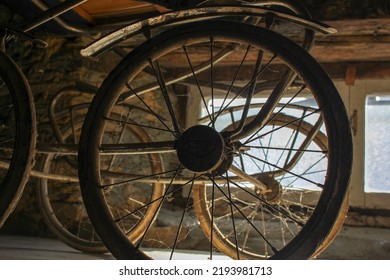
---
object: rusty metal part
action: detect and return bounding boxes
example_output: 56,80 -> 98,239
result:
229,165 -> 269,192
254,174 -> 283,203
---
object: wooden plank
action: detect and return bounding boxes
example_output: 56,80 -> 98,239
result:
345,64 -> 357,85
179,62 -> 390,83
323,18 -> 390,36
152,18 -> 390,65
311,18 -> 390,62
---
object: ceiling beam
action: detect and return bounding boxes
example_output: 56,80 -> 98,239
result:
183,61 -> 390,84
310,18 -> 390,62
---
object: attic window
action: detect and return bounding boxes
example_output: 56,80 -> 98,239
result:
365,95 -> 390,193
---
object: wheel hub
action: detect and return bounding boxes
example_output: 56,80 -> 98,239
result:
176,125 -> 226,173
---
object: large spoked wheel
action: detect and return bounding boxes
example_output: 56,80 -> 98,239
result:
78,21 -> 352,259
0,51 -> 36,227
193,113 -> 345,259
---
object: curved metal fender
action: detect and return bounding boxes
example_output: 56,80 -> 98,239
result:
80,5 -> 336,58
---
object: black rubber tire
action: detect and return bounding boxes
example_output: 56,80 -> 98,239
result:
0,51 -> 36,227
78,21 -> 352,259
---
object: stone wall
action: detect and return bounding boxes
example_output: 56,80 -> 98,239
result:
0,16 -> 121,236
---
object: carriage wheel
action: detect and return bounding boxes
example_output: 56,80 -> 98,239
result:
78,21 -> 352,259
193,113 -> 348,259
38,94 -> 163,252
0,51 -> 36,227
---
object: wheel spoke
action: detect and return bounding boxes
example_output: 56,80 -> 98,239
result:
170,174 -> 196,260
208,173 -> 217,259
114,173 -> 204,226
272,123 -> 298,172
210,37 -> 215,129
242,109 -> 321,146
210,54 -> 277,127
118,47 -> 234,102
285,155 -> 327,188
209,176 -> 279,254
104,113 -> 175,135
134,164 -> 182,248
216,45 -> 251,122
124,84 -> 178,137
98,168 -> 182,189
222,174 -> 306,227
149,59 -> 181,134
183,45 -> 211,123
229,49 -> 264,138
243,152 -> 324,188
242,84 -> 307,145
282,116 -> 324,172
226,172 -> 240,259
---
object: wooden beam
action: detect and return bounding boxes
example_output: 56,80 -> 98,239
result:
324,18 -> 390,36
299,0 -> 389,21
345,64 -> 357,85
322,62 -> 390,80
288,18 -> 390,62
156,18 -> 390,65
177,62 -> 390,83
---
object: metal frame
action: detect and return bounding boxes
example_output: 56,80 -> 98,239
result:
81,5 -> 336,58
0,0 -> 339,181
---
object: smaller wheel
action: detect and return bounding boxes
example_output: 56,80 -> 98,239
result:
39,85 -> 166,252
36,85 -> 107,252
39,109 -> 166,253
37,121 -> 107,253
192,113 -> 331,259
